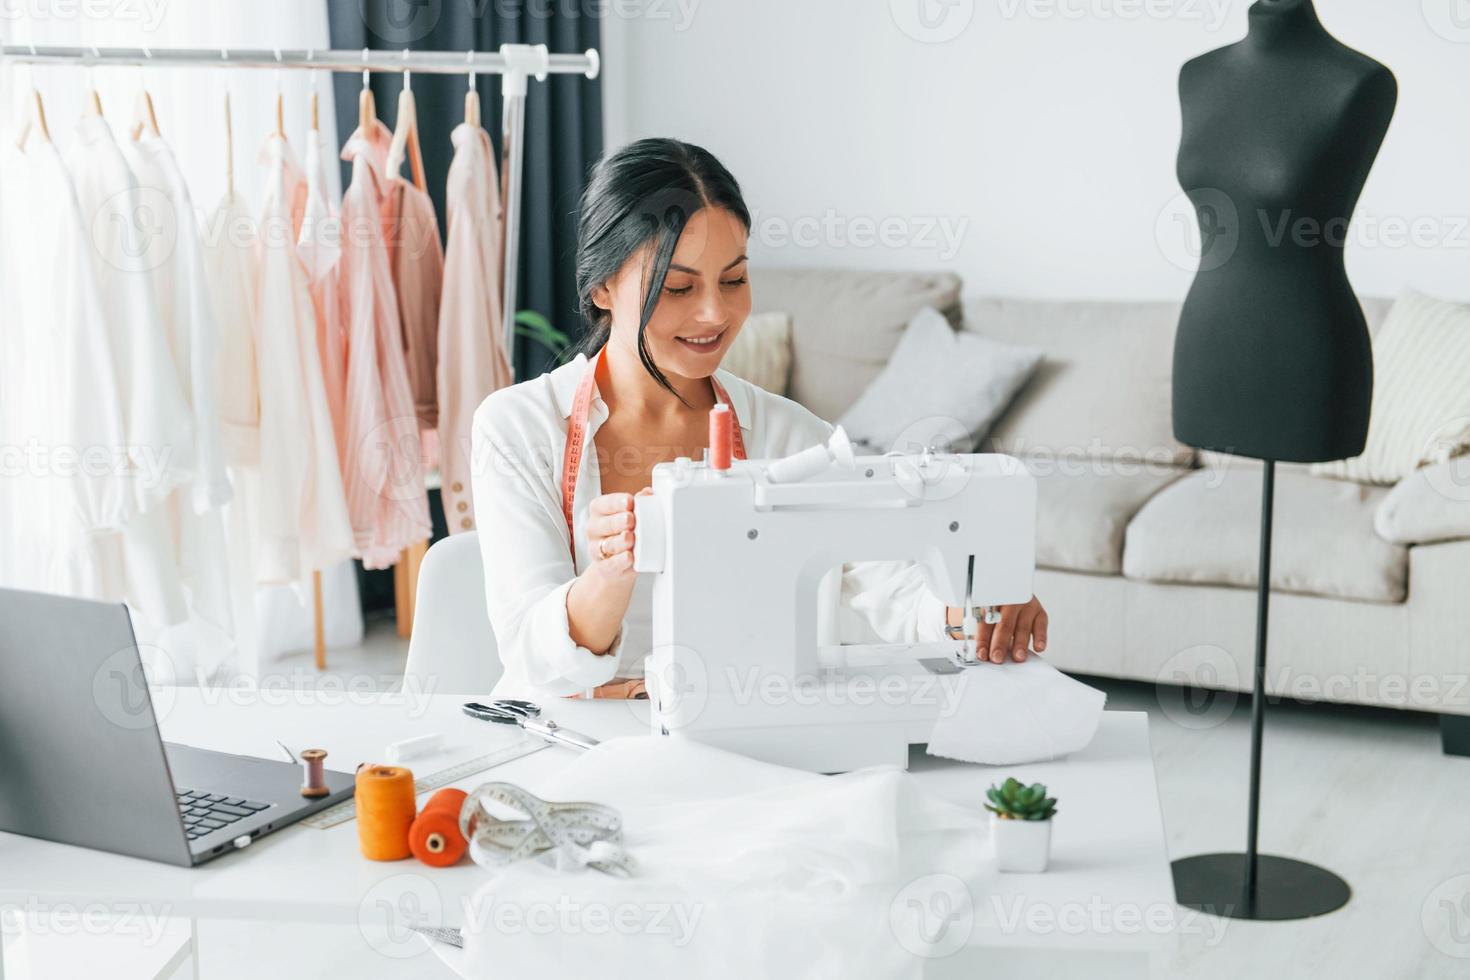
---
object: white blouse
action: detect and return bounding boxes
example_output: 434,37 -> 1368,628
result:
471,352 -> 950,699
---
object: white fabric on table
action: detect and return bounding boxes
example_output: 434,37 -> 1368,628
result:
926,657 -> 1106,765
459,737 -> 994,978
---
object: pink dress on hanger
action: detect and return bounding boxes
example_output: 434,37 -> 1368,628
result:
255,134 -> 356,583
338,120 -> 432,568
438,121 -> 512,533
297,130 -> 349,464
381,151 -> 444,437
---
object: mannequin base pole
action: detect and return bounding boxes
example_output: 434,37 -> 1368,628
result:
1172,853 -> 1350,921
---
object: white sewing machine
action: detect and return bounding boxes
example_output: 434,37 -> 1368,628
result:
633,426 -> 1036,773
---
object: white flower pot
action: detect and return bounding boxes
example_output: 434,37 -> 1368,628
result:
991,813 -> 1052,873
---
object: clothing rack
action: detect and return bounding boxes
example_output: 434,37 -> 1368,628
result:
3,43 -> 601,366
3,43 -> 600,670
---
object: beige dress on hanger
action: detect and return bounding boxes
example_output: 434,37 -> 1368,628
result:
437,121 -> 512,533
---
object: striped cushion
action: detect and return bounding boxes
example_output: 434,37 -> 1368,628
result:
1313,290 -> 1470,485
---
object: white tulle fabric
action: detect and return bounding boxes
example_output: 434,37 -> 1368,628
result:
926,657 -> 1106,765
459,737 -> 995,978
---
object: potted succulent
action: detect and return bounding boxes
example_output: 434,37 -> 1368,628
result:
984,777 -> 1058,873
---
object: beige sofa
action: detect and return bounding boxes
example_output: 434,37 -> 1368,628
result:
750,267 -> 1470,754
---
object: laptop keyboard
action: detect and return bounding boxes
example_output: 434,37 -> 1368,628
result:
175,788 -> 272,842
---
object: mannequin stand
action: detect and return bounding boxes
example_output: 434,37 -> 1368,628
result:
1171,461 -> 1351,920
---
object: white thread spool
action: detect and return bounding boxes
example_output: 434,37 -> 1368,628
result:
766,425 -> 855,484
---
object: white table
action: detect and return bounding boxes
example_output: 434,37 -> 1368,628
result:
0,693 -> 1176,979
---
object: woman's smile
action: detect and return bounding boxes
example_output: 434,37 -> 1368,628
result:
673,328 -> 727,354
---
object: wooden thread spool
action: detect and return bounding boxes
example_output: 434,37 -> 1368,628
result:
408,788 -> 469,867
356,764 -> 416,861
299,748 -> 329,798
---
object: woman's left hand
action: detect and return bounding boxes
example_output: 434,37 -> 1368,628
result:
977,595 -> 1048,664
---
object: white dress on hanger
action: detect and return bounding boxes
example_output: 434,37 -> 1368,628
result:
120,134 -> 237,677
0,141 -> 131,597
203,187 -> 266,676
253,134 -> 355,585
297,129 -> 348,463
64,116 -> 194,625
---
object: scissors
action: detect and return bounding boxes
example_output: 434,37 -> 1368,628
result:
462,700 -> 600,752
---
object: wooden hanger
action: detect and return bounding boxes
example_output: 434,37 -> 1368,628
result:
129,89 -> 161,140
15,86 -> 51,149
359,79 -> 376,132
465,87 -> 480,128
465,51 -> 481,127
310,89 -> 319,133
386,53 -> 426,189
272,48 -> 285,139
83,46 -> 104,117
223,90 -> 235,198
128,48 -> 161,139
15,48 -> 51,148
357,48 -> 376,132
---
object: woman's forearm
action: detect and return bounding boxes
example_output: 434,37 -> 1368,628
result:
566,569 -> 636,655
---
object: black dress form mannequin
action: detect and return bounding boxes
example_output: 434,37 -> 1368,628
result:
1173,0 -> 1396,462
1169,0 -> 1396,923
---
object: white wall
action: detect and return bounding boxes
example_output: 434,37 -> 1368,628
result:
602,0 -> 1470,302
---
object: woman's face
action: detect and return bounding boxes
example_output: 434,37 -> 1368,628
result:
592,206 -> 751,381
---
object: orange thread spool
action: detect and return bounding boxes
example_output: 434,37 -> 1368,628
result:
408,788 -> 469,867
356,765 -> 416,861
709,403 -> 732,471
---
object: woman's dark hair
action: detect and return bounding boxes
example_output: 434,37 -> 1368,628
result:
574,138 -> 751,403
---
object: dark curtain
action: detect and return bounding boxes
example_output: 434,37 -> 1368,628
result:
327,0 -> 603,380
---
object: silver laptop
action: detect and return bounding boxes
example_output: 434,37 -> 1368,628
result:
0,587 -> 355,867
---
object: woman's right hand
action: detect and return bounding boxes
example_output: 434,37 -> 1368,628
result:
584,489 -> 652,580
566,489 -> 652,657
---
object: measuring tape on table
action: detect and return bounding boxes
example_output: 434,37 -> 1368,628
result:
301,740 -> 550,830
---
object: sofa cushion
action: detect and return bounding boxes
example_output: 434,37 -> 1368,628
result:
1033,465 -> 1188,574
839,308 -> 1042,453
1311,290 -> 1470,485
1123,468 -> 1407,602
722,312 -> 793,395
750,267 -> 962,423
964,298 -> 1194,467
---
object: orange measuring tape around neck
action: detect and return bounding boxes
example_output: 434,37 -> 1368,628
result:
560,346 -> 746,566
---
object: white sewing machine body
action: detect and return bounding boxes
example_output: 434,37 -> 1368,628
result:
633,435 -> 1036,773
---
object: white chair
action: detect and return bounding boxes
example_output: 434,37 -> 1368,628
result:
404,531 -> 503,695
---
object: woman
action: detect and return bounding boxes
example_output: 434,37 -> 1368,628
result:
472,138 -> 1047,699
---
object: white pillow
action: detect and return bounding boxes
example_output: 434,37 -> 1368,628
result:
720,312 -> 793,395
838,307 -> 1042,453
1374,456 -> 1470,545
1313,290 -> 1470,485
